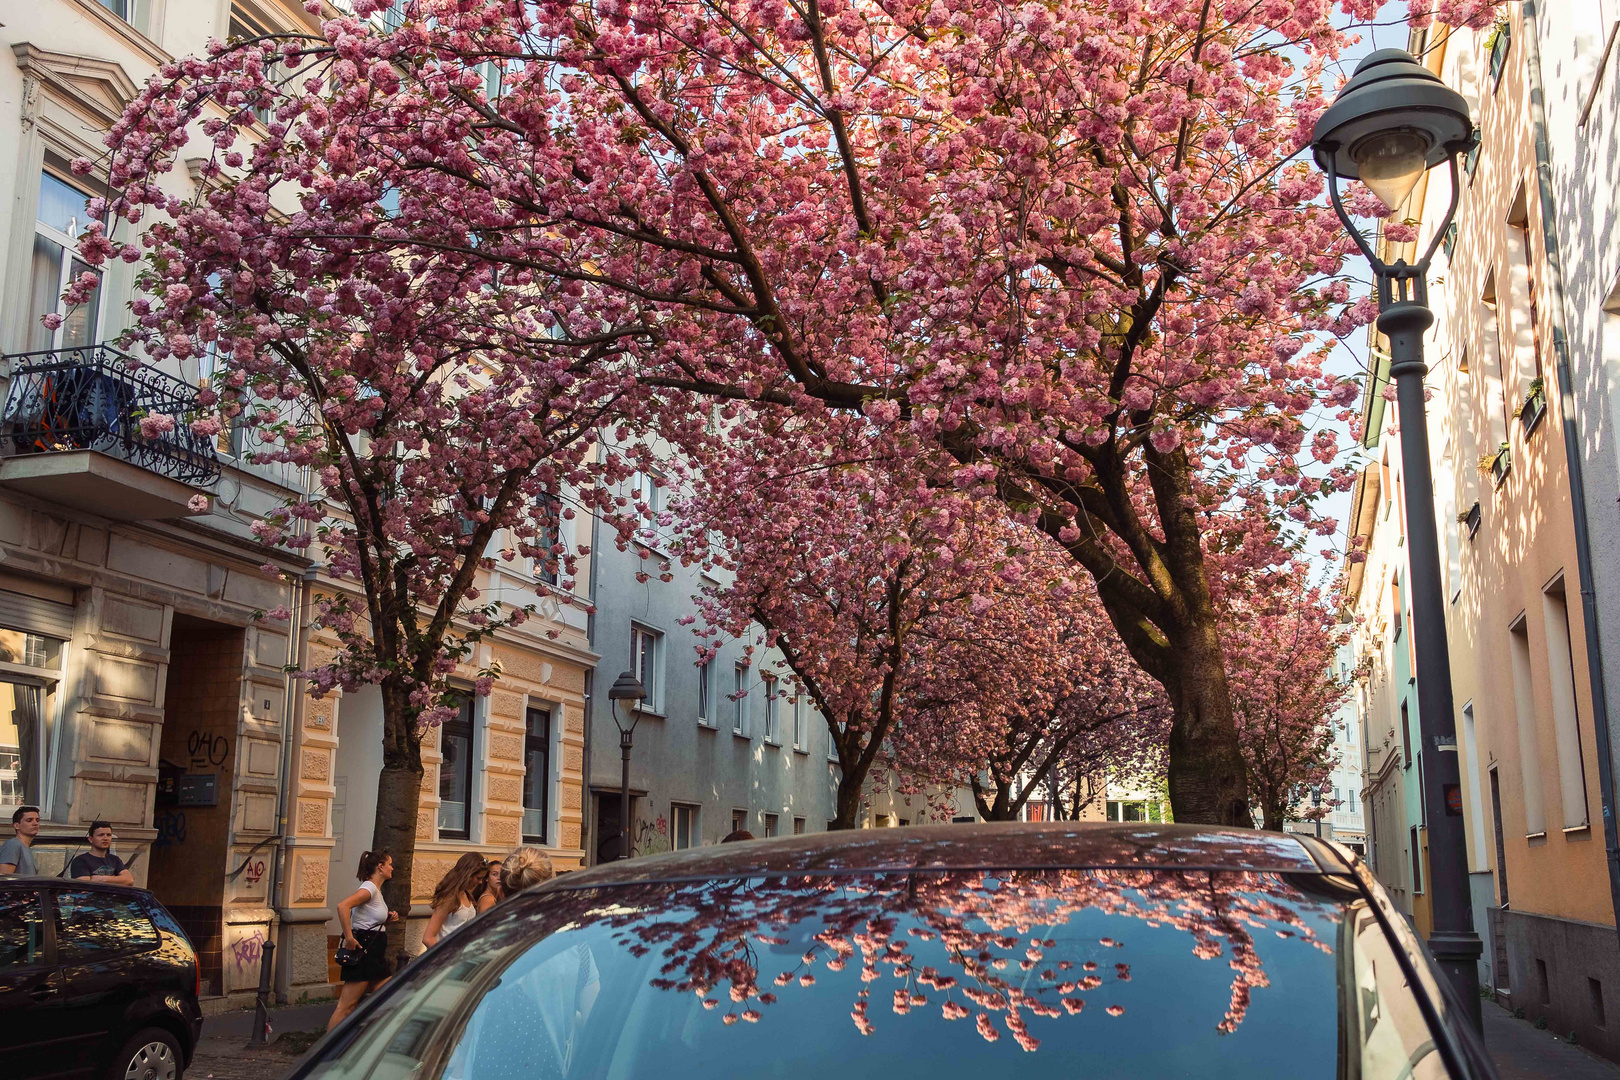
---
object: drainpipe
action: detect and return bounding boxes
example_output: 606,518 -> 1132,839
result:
581,438 -> 604,863
1520,0 -> 1620,945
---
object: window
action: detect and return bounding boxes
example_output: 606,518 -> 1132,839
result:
1508,615 -> 1547,835
630,471 -> 666,548
630,625 -> 662,713
28,171 -> 102,353
54,891 -> 158,961
671,804 -> 697,850
697,660 -> 715,726
536,492 -> 562,586
762,674 -> 780,743
1543,580 -> 1590,830
522,707 -> 550,843
792,694 -> 809,750
0,628 -> 65,810
1400,702 -> 1413,769
228,9 -> 280,126
438,695 -> 475,839
1410,826 -> 1423,894
732,663 -> 748,735
763,813 -> 778,838
0,891 -> 44,971
792,817 -> 805,835
731,809 -> 747,834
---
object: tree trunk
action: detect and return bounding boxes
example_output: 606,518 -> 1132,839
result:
1164,625 -> 1253,827
372,682 -> 425,965
1261,803 -> 1284,832
830,770 -> 864,829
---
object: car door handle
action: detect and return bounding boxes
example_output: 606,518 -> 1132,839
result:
30,983 -> 57,1001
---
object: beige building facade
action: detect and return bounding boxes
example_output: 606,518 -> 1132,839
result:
1346,14 -> 1620,1056
0,0 -> 592,1007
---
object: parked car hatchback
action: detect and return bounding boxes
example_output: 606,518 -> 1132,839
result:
293,823 -> 1497,1080
0,877 -> 202,1080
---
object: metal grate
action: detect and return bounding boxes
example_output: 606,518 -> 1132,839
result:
1,345 -> 221,487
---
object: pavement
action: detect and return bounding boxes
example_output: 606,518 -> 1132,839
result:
187,1002 -> 334,1080
1484,999 -> 1620,1079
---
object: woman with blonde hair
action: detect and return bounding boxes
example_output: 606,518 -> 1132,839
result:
423,851 -> 486,948
500,845 -> 555,895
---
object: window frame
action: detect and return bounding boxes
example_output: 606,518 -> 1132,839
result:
51,888 -> 160,964
29,170 -> 105,353
536,492 -> 562,587
732,662 -> 749,736
697,659 -> 716,727
630,624 -> 663,714
630,471 -> 667,550
0,627 -> 66,816
792,817 -> 805,835
792,694 -> 809,751
671,803 -> 698,850
762,813 -> 778,838
762,673 -> 780,744
521,705 -> 551,844
437,694 -> 476,840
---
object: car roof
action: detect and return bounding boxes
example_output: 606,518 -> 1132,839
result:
543,822 -> 1341,892
0,875 -> 155,897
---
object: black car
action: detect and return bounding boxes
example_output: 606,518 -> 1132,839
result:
0,877 -> 202,1080
292,823 -> 1497,1080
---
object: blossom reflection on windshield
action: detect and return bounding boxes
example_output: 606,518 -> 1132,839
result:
576,869 -> 1334,1049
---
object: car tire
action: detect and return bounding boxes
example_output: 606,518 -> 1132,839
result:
107,1027 -> 184,1080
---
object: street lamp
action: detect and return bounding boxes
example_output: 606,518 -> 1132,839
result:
608,670 -> 647,861
1312,48 -> 1483,1031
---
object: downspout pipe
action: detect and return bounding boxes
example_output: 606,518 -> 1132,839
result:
1520,0 -> 1620,943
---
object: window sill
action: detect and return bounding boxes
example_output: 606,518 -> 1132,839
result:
732,729 -> 749,740
793,746 -> 809,756
763,738 -> 782,748
1563,823 -> 1590,834
697,719 -> 717,730
1525,831 -> 1547,841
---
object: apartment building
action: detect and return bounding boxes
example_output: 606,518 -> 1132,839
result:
0,0 -> 591,1006
1284,642 -> 1366,853
1357,12 -> 1620,1055
584,459 -> 839,859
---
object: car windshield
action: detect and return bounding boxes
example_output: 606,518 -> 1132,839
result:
305,869 -> 1449,1080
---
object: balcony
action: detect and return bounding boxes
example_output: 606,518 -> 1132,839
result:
0,346 -> 220,520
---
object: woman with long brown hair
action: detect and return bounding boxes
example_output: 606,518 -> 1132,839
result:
476,857 -> 505,913
423,851 -> 487,948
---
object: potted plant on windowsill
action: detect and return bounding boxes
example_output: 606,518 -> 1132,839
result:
1478,442 -> 1512,488
1515,378 -> 1546,435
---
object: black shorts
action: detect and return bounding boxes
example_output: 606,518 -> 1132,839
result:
341,928 -> 390,983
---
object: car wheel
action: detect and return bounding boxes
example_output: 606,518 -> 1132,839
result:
108,1028 -> 183,1080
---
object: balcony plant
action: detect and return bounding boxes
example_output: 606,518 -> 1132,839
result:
1515,378 -> 1547,435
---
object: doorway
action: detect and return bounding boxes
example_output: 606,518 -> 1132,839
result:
148,616 -> 245,996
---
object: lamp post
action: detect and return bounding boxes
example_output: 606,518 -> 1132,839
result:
1311,48 -> 1483,1031
608,670 -> 647,861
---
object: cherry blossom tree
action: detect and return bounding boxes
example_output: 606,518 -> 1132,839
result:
885,543 -> 1169,822
1224,569 -> 1349,831
76,26 -> 656,925
675,418 -> 1032,828
86,1 -> 1501,826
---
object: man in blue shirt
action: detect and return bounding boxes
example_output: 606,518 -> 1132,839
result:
0,805 -> 39,875
69,821 -> 134,884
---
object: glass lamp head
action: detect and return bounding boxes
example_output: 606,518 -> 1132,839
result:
1351,129 -> 1432,211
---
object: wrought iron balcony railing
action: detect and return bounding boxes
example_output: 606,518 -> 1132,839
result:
1,345 -> 221,488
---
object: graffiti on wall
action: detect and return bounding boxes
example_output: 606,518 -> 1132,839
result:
153,809 -> 187,849
187,730 -> 229,768
228,928 -> 266,972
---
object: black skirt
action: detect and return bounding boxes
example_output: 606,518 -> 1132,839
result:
342,928 -> 390,983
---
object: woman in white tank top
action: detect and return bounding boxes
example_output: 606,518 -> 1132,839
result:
423,851 -> 488,948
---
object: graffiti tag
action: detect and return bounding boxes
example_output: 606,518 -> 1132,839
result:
187,730 -> 229,768
243,858 -> 266,884
153,809 -> 186,849
229,928 -> 266,971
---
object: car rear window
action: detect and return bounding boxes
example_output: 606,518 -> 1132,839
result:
54,890 -> 160,962
305,869 -> 1451,1080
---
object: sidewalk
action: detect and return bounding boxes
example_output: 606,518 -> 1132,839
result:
1484,999 -> 1620,1080
187,1002 -> 334,1080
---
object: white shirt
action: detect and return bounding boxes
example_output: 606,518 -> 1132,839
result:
353,879 -> 389,931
